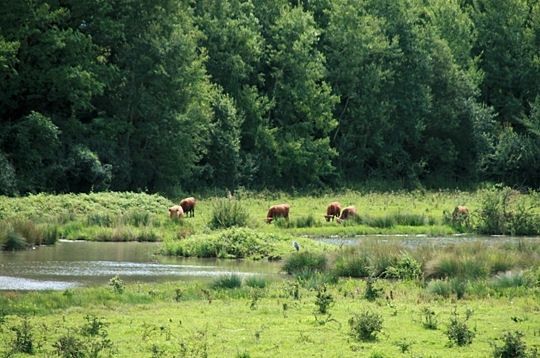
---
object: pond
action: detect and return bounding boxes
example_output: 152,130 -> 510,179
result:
0,240 -> 282,290
314,234 -> 540,248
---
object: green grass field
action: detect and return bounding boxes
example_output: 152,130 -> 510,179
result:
0,277 -> 538,357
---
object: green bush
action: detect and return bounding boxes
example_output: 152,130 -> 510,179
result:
384,253 -> 422,280
446,310 -> 475,346
364,278 -> 383,301
282,252 -> 327,275
10,317 -> 34,354
491,331 -> 531,358
209,199 -> 249,229
211,274 -> 242,289
349,310 -> 384,341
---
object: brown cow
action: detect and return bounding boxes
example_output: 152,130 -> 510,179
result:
337,206 -> 357,223
266,204 -> 290,224
168,205 -> 184,219
180,197 -> 196,217
452,205 -> 469,220
324,202 -> 342,222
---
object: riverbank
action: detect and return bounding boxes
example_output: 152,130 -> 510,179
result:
1,188 -> 539,254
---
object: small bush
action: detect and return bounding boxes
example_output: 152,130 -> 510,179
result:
314,284 -> 334,314
10,317 -> 34,354
349,310 -> 384,342
53,334 -> 85,358
211,274 -> 242,289
446,309 -> 475,346
109,275 -> 125,294
491,331 -> 531,358
364,278 -> 383,301
384,253 -> 422,280
282,252 -> 327,275
421,307 -> 438,330
209,199 -> 249,229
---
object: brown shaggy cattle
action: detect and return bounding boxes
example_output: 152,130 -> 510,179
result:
337,206 -> 357,223
324,202 -> 342,222
266,204 -> 290,224
180,197 -> 196,217
168,205 -> 184,219
452,205 -> 469,220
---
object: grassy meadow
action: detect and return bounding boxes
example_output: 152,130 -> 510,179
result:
0,189 -> 539,356
0,274 -> 538,357
1,187 -> 539,253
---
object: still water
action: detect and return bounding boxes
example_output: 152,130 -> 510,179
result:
0,240 -> 282,290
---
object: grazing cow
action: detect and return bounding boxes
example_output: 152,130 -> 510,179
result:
337,206 -> 357,223
266,204 -> 290,224
452,205 -> 469,220
180,197 -> 196,217
168,205 -> 184,219
324,202 -> 342,222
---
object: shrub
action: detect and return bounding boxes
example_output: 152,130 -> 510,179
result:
109,275 -> 125,294
446,309 -> 475,346
491,331 -> 531,358
282,252 -> 327,275
421,307 -> 438,330
349,310 -> 384,341
53,334 -> 85,358
209,199 -> 249,229
211,274 -> 242,289
314,284 -> 334,314
384,253 -> 422,280
10,317 -> 34,354
364,278 -> 383,301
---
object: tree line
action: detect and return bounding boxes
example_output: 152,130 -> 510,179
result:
1,0 -> 539,195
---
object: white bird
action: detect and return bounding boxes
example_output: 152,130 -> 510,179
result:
292,241 -> 300,252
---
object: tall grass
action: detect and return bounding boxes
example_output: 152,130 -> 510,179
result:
0,219 -> 60,250
209,199 -> 249,229
282,252 -> 327,275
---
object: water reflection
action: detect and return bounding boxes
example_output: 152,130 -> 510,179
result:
0,240 -> 281,290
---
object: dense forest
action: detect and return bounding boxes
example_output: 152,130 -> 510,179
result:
1,0 -> 539,195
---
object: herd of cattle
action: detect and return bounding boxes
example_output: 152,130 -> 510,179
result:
168,197 -> 469,224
